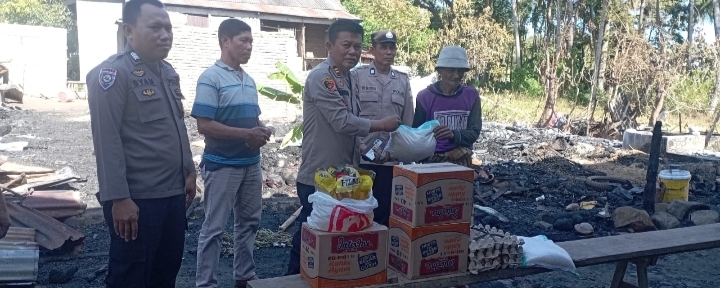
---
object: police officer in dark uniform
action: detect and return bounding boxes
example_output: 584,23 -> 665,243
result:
86,0 -> 195,287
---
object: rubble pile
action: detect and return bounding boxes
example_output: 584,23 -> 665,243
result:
0,157 -> 87,251
475,122 -> 622,164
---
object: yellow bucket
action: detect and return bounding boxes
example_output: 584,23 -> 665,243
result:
658,169 -> 691,203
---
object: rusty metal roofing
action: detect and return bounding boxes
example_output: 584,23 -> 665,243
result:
215,0 -> 346,11
18,190 -> 87,219
163,0 -> 359,20
0,227 -> 39,285
6,201 -> 84,250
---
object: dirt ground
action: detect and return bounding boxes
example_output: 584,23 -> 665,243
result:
3,97 -> 720,288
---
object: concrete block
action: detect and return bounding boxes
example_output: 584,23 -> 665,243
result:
622,129 -> 705,154
622,129 -> 652,151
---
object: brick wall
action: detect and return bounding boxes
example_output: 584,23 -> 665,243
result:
304,24 -> 328,69
165,23 -> 302,121
0,23 -> 66,97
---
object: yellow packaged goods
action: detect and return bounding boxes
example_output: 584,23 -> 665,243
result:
354,175 -> 374,200
314,170 -> 336,193
313,165 -> 376,201
335,176 -> 359,199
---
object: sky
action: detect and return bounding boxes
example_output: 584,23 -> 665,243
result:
697,19 -> 716,44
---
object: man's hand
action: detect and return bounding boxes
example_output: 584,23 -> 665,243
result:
372,148 -> 394,164
185,172 -> 197,209
380,116 -> 402,132
245,127 -> 270,149
361,143 -> 393,164
112,198 -> 139,242
434,125 -> 454,140
259,126 -> 274,137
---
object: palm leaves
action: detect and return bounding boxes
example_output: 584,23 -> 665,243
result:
256,62 -> 303,148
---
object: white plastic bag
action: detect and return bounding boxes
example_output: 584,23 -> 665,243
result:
386,120 -> 440,163
307,190 -> 378,232
518,235 -> 578,275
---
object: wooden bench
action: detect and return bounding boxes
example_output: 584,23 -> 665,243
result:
248,223 -> 720,288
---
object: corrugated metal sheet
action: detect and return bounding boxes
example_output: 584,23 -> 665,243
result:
216,0 -> 346,11
16,190 -> 87,219
6,201 -> 84,250
0,228 -> 39,284
1,227 -> 35,243
164,0 -> 360,20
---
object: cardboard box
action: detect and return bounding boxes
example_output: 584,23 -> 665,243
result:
387,217 -> 470,280
300,223 -> 388,288
391,163 -> 474,227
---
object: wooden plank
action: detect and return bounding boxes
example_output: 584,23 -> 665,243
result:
643,121 -> 662,213
557,223 -> 720,266
248,224 -> 720,288
0,162 -> 54,175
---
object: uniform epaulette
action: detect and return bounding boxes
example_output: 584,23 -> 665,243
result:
392,69 -> 408,76
103,52 -> 124,64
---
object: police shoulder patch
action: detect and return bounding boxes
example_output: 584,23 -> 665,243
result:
322,77 -> 336,92
98,68 -> 117,91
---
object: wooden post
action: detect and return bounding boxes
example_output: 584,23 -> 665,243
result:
299,23 -> 306,71
644,121 -> 662,213
679,113 -> 682,133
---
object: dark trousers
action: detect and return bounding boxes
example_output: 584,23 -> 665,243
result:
360,164 -> 393,226
286,182 -> 315,275
102,194 -> 187,288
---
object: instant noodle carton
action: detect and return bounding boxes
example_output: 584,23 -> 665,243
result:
300,223 -> 388,288
387,217 -> 470,280
391,163 -> 474,227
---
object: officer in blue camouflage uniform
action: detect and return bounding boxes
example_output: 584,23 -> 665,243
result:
86,0 -> 195,287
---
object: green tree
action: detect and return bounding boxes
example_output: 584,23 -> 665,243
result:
0,0 -> 71,28
343,0 -> 433,66
0,0 -> 76,80
414,0 -> 513,85
257,62 -> 303,149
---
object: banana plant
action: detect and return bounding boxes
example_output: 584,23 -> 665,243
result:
257,62 -> 303,148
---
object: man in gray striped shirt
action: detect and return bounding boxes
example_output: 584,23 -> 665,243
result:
191,19 -> 271,288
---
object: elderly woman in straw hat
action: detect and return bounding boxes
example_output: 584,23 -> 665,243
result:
412,45 -> 482,169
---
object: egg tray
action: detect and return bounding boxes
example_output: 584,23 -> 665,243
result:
467,224 -> 524,274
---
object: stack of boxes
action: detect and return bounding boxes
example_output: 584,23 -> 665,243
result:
300,223 -> 388,287
387,163 -> 475,280
300,162 -> 475,287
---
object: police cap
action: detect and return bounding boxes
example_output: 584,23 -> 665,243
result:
371,30 -> 397,45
